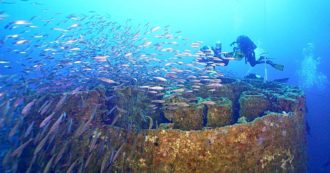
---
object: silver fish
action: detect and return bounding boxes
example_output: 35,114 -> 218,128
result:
48,112 -> 66,134
24,121 -> 34,138
43,155 -> 55,173
39,112 -> 55,128
11,139 -> 33,157
34,134 -> 49,155
54,141 -> 68,165
66,159 -> 79,173
21,99 -> 36,116
54,94 -> 67,113
74,106 -> 97,138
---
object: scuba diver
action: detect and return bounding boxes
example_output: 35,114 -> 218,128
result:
229,35 -> 284,71
197,41 -> 229,69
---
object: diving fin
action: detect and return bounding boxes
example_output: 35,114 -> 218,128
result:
271,63 -> 284,71
260,57 -> 284,71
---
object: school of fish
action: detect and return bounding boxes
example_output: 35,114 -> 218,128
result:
0,1 -> 226,172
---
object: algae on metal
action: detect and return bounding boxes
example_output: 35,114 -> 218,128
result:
205,97 -> 232,127
1,78 -> 307,173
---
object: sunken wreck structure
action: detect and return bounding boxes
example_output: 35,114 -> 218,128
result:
1,77 -> 307,173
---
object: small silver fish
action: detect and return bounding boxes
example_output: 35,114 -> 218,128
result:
153,77 -> 167,82
150,26 -> 161,32
43,155 -> 55,173
149,86 -> 164,91
66,159 -> 79,173
15,39 -> 28,45
39,112 -> 55,128
34,134 -> 49,155
0,61 -> 10,64
14,20 -> 30,25
24,121 -> 34,138
11,139 -> 33,157
98,77 -> 117,84
48,112 -> 66,134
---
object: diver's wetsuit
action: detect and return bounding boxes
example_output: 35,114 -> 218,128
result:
234,35 -> 271,67
233,35 -> 284,70
235,35 -> 259,66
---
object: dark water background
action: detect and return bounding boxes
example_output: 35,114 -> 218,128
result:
1,0 -> 330,172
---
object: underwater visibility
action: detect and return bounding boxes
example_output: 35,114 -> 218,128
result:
0,0 -> 330,172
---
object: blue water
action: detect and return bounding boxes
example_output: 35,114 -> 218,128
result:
1,0 -> 330,172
